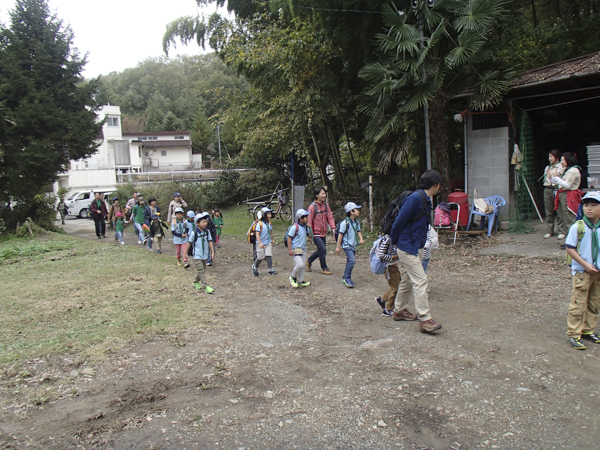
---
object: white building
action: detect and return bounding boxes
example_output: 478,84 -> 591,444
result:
53,105 -> 199,194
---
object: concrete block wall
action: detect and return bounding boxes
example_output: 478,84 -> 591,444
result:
467,125 -> 510,220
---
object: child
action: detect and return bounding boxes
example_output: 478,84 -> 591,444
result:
287,209 -> 312,288
374,233 -> 403,317
184,210 -> 196,267
108,197 -> 124,231
565,191 -> 600,350
149,213 -> 168,254
132,199 -> 147,244
171,207 -> 189,267
145,197 -> 161,249
335,202 -> 364,288
57,198 -> 67,225
212,209 -> 224,247
186,212 -> 215,294
206,214 -> 217,266
252,207 -> 276,276
114,212 -> 125,245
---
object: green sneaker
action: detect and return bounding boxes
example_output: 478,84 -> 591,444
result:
568,337 -> 587,350
581,332 -> 600,343
299,281 -> 311,288
193,282 -> 201,290
289,276 -> 299,288
205,286 -> 214,294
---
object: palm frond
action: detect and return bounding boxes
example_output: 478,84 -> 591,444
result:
454,0 -> 508,32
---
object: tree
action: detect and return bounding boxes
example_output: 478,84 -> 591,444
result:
359,0 -> 513,180
159,111 -> 186,131
191,111 -> 214,154
0,0 -> 101,207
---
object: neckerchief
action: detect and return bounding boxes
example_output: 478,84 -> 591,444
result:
176,218 -> 185,234
195,227 -> 207,254
297,221 -> 313,240
583,216 -> 600,267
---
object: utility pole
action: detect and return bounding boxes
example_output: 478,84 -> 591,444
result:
217,124 -> 222,165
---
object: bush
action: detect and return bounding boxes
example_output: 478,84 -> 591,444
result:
203,169 -> 241,209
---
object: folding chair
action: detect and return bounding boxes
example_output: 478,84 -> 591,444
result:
434,202 -> 460,246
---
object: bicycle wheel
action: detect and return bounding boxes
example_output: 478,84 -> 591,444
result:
279,204 -> 292,221
252,204 -> 262,220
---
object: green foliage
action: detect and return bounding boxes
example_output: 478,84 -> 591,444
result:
0,0 -> 102,205
203,169 -> 242,209
0,238 -> 75,262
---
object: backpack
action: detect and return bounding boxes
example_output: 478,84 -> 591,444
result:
284,223 -> 300,248
187,228 -> 206,257
566,220 -> 586,265
311,201 -> 328,216
246,220 -> 259,244
334,218 -> 351,243
381,190 -> 429,235
369,237 -> 388,275
434,206 -> 452,227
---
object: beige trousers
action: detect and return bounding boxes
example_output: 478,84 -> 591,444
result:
394,249 -> 431,321
568,271 -> 600,337
194,259 -> 208,287
383,264 -> 401,311
557,191 -> 575,235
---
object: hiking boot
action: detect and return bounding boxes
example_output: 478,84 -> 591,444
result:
289,276 -> 299,288
419,319 -> 443,333
252,264 -> 259,276
184,261 -> 190,269
343,278 -> 354,288
299,281 -> 311,288
393,309 -> 417,321
192,282 -> 201,290
322,268 -> 332,275
569,337 -> 587,350
382,309 -> 393,317
581,332 -> 600,344
375,296 -> 385,310
306,260 -> 312,272
268,269 -> 277,275
205,286 -> 214,294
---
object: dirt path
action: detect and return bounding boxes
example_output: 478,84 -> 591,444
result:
2,221 -> 600,449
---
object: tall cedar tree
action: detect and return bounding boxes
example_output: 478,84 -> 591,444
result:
0,0 -> 102,205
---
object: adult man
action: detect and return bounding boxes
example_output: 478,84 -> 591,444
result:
90,192 -> 108,239
167,192 -> 188,223
390,170 -> 443,333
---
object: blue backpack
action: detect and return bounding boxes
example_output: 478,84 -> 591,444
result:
369,237 -> 388,275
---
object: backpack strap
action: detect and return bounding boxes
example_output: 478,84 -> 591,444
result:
410,190 -> 429,223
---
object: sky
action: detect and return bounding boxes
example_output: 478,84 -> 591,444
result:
0,0 -> 225,78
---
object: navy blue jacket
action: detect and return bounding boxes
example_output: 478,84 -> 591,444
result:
389,190 -> 431,256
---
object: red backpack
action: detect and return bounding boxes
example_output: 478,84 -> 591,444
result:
434,206 -> 452,227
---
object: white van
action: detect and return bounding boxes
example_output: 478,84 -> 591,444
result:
66,191 -> 112,218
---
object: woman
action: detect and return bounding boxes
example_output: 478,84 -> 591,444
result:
306,187 -> 336,275
551,152 -> 582,240
542,149 -> 564,239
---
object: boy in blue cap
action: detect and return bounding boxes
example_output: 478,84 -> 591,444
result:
287,209 -> 312,288
186,212 -> 215,294
565,190 -> 600,350
335,202 -> 364,288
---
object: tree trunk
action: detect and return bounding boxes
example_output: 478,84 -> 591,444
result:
429,92 -> 450,190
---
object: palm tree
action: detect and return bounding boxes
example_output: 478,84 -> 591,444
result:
359,0 -> 513,178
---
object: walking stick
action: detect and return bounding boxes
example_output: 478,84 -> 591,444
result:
521,172 -> 544,222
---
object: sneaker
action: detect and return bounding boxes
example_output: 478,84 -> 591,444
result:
143,237 -> 148,244
581,332 -> 600,344
342,278 -> 354,288
97,236 -> 101,239
299,281 -> 311,288
268,269 -> 277,275
289,276 -> 299,288
306,260 -> 312,272
120,242 -> 125,245
138,240 -> 142,245
419,319 -> 443,333
544,233 -> 552,239
569,337 -> 587,350
557,233 -> 566,239
177,261 -> 183,267
205,286 -> 214,294
102,235 -> 106,239
156,250 -> 162,254
207,262 -> 212,266
184,262 -> 190,269
375,296 -> 386,310
252,264 -> 259,276
393,309 -> 417,321
192,282 -> 201,290
382,309 -> 393,317
322,268 -> 332,275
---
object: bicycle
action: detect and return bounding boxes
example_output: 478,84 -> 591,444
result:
251,189 -> 292,221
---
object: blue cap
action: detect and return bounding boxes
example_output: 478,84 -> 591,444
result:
344,202 -> 362,213
174,192 -> 181,197
150,213 -> 159,220
187,211 -> 195,218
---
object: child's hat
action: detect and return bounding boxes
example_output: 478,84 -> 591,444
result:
582,191 -> 600,203
261,206 -> 274,214
151,213 -> 159,220
296,208 -> 309,219
115,212 -> 122,217
112,197 -> 119,202
195,212 -> 210,222
187,210 -> 195,218
174,192 -> 181,197
174,207 -> 184,213
344,202 -> 362,213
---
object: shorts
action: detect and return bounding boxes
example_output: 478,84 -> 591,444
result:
255,242 -> 272,260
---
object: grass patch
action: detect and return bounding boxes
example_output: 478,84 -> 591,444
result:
0,233 -> 215,367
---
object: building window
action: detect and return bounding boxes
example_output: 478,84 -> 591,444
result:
151,136 -> 157,140
174,136 -> 185,140
161,150 -> 167,157
145,152 -> 149,157
107,116 -> 119,127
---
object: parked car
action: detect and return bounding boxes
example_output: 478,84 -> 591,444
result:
66,190 -> 112,218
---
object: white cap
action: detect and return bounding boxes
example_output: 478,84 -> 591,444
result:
344,202 -> 362,213
174,207 -> 184,214
261,206 -> 274,214
296,208 -> 309,219
195,212 -> 209,222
